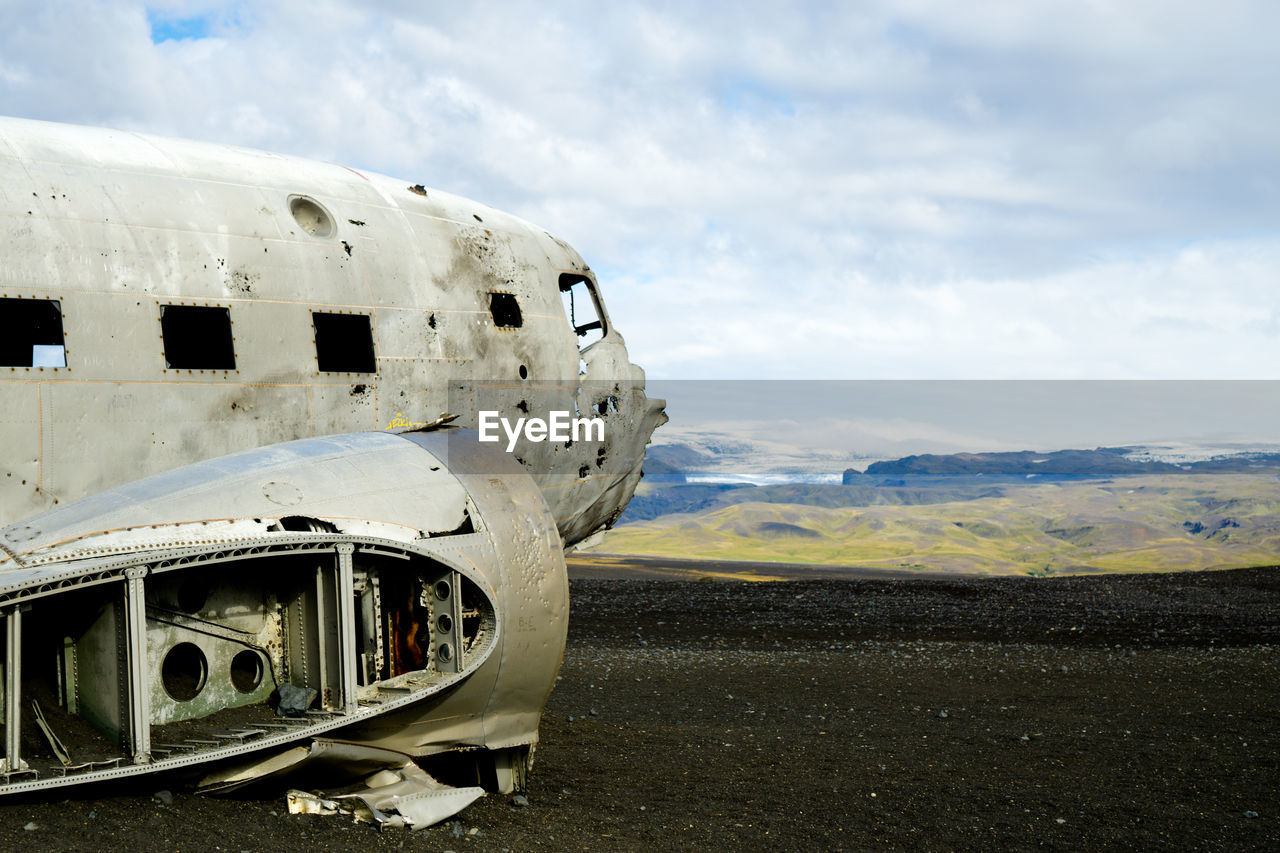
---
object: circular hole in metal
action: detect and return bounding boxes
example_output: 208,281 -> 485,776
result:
436,613 -> 453,634
518,364 -> 528,380
176,579 -> 208,614
434,580 -> 451,601
437,643 -> 453,662
161,642 -> 208,702
289,196 -> 334,238
230,650 -> 264,694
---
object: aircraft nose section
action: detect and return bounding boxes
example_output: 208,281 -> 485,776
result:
647,396 -> 670,430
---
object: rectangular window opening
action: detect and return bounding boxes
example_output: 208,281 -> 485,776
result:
161,304 -> 236,370
558,274 -> 605,348
0,297 -> 66,367
488,292 -> 523,328
313,312 -> 376,373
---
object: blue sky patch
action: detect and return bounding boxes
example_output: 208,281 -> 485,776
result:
717,79 -> 796,118
146,10 -> 215,43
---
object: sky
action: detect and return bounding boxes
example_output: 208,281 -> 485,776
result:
2,1 -> 1278,380
648,380 -> 1280,463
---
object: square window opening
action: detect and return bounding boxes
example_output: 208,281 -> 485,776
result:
0,298 -> 66,367
488,292 -> 523,328
161,305 -> 236,370
313,312 -> 376,373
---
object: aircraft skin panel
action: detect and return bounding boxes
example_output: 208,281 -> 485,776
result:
0,432 -> 467,549
0,382 -> 39,495
0,116 -> 665,543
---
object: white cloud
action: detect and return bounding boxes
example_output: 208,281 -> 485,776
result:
1,0 -> 1277,378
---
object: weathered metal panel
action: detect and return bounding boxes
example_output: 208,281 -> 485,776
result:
0,117 -> 664,548
74,599 -> 123,743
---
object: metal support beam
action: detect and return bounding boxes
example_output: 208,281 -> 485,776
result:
434,572 -> 463,675
358,574 -> 382,686
335,544 -> 358,715
2,606 -> 24,773
123,568 -> 151,764
449,572 -> 464,672
313,564 -> 331,708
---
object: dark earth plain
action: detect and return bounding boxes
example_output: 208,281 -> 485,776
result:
0,559 -> 1276,852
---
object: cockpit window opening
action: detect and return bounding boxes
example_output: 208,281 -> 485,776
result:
558,273 -> 606,348
0,297 -> 66,367
160,304 -> 236,370
488,292 -> 523,328
313,311 -> 377,373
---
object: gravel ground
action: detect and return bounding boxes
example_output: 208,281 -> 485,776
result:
0,564 -> 1275,851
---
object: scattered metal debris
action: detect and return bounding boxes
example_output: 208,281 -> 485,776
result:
281,749 -> 483,830
31,701 -> 71,767
276,684 -> 317,718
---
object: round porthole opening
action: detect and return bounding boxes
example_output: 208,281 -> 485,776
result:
438,643 -> 453,662
436,613 -> 453,634
289,196 -> 334,238
162,642 -> 208,702
230,650 -> 264,693
434,580 -> 451,601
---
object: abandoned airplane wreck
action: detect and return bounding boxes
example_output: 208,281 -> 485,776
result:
0,116 -> 664,819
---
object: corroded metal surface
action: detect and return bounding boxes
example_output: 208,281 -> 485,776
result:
0,116 -> 664,545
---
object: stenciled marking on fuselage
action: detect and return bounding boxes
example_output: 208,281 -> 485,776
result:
387,412 -> 428,429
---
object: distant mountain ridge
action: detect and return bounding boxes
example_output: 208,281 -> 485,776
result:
853,447 -> 1175,479
643,442 -> 1280,490
844,447 -> 1280,482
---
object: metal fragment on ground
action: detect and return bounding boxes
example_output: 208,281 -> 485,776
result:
288,758 -> 483,830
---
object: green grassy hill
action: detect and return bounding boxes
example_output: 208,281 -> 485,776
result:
589,473 -> 1280,575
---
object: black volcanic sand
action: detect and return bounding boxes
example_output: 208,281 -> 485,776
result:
0,564 -> 1276,851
